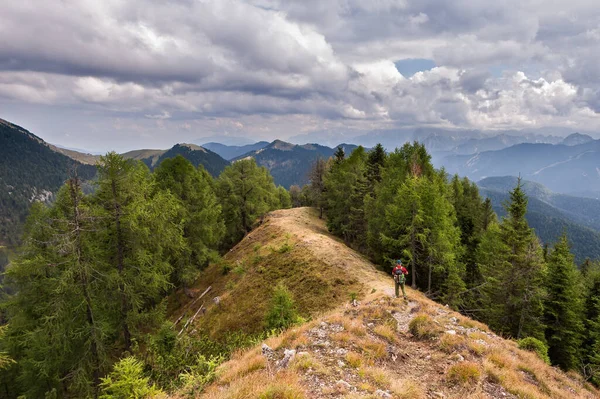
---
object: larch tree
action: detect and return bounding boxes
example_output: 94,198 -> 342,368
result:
154,155 -> 224,287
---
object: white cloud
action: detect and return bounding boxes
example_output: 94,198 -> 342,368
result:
0,0 -> 599,149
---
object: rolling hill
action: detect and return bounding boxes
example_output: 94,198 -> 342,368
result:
442,140 -> 600,197
169,207 -> 598,399
0,118 -> 96,245
234,140 -> 359,188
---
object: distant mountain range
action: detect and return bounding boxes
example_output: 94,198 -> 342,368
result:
202,141 -> 270,160
478,176 -> 600,263
443,138 -> 600,197
233,140 -> 359,188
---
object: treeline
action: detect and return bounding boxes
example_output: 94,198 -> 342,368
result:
0,154 -> 288,398
301,142 -> 600,384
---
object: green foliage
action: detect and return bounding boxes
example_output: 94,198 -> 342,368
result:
154,155 -> 225,286
478,179 -> 546,340
543,233 -> 584,370
265,283 -> 300,330
518,337 -> 550,364
99,357 -> 164,399
217,158 -> 281,248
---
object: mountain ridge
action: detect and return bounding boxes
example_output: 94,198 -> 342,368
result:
170,207 -> 599,399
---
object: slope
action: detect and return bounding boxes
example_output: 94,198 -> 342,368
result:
234,140 -> 358,188
170,207 -> 598,399
0,118 -> 96,245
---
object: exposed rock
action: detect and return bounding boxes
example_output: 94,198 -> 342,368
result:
336,380 -> 352,390
262,343 -> 275,361
375,389 -> 392,398
432,391 -> 446,398
445,330 -> 456,335
213,296 -> 221,306
277,349 -> 296,369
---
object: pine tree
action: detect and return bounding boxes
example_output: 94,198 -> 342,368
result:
543,233 -> 584,370
333,146 -> 345,164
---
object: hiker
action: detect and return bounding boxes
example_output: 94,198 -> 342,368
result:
392,260 -> 408,299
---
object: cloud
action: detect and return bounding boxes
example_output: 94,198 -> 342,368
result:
0,0 -> 599,150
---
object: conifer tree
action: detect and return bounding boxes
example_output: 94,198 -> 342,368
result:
277,186 -> 292,209
582,262 -> 600,385
308,158 -> 328,218
543,233 -> 584,370
366,143 -> 386,194
216,159 -> 280,248
3,180 -> 110,398
479,180 -> 546,339
94,153 -> 182,350
154,156 -> 224,286
381,176 -> 425,289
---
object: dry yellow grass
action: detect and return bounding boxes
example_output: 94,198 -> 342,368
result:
389,378 -> 427,399
359,366 -> 391,388
438,332 -> 467,353
359,338 -> 388,362
345,351 -> 363,368
373,324 -> 397,342
202,370 -> 305,399
408,313 -> 442,339
291,353 -> 329,376
447,361 -> 481,386
217,350 -> 266,385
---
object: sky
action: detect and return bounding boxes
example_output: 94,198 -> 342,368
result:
1,0 -> 600,152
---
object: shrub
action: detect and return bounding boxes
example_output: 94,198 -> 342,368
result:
100,357 -> 164,399
518,337 -> 550,364
408,314 -> 441,339
446,362 -> 481,386
265,283 -> 300,330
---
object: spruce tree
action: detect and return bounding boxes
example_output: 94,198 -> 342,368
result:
543,233 -> 584,370
480,180 -> 546,339
583,262 -> 600,385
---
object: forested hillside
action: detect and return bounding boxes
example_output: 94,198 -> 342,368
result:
0,153 -> 288,398
202,141 -> 269,160
0,119 -> 96,246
